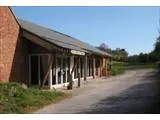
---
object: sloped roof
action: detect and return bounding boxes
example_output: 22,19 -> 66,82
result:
18,19 -> 111,57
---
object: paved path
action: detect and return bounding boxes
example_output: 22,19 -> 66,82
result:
36,69 -> 160,114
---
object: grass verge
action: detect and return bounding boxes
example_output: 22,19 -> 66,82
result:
0,82 -> 69,113
111,62 -> 158,76
111,63 -> 125,76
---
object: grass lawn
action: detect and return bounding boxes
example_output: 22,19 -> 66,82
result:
111,61 -> 157,76
0,82 -> 69,113
124,62 -> 157,70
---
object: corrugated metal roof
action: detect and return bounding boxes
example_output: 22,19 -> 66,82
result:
18,19 -> 111,57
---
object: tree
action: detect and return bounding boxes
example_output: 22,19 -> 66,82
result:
99,43 -> 108,51
128,55 -> 139,63
98,43 -> 112,53
152,38 -> 160,60
138,53 -> 149,63
112,48 -> 128,62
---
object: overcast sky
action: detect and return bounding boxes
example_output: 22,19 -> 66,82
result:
12,7 -> 160,55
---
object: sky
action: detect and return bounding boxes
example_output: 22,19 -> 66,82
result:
12,7 -> 160,55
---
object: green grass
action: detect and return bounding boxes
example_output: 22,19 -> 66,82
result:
0,82 -> 68,113
124,63 -> 157,70
111,63 -> 125,76
111,61 -> 157,76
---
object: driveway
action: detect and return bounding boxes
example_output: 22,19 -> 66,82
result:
36,69 -> 160,114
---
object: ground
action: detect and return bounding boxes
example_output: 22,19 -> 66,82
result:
36,69 -> 160,114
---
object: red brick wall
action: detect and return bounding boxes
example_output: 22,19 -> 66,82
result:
0,7 -> 20,83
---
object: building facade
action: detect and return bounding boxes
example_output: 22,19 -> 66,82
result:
0,7 -> 111,89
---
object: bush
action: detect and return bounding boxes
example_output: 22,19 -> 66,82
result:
157,61 -> 160,69
0,82 -> 65,113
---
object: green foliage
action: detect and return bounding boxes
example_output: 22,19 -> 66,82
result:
98,43 -> 111,53
157,61 -> 160,69
111,62 -> 125,75
152,39 -> 160,60
97,43 -> 128,62
124,62 -> 157,70
0,82 -> 65,113
128,52 -> 158,63
111,61 -> 157,76
112,48 -> 128,62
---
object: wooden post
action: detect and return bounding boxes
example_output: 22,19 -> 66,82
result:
98,58 -> 100,77
100,58 -> 102,77
78,57 -> 81,87
78,73 -> 80,87
49,66 -> 52,89
105,58 -> 108,76
84,55 -> 87,81
68,56 -> 80,90
68,74 -> 73,89
29,55 -> 31,86
41,54 -> 54,88
93,57 -> 96,79
38,56 -> 41,86
61,57 -> 63,84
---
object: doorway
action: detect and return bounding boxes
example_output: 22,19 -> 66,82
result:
29,54 -> 50,87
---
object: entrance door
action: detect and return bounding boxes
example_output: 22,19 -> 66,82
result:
29,54 -> 49,87
30,56 -> 39,85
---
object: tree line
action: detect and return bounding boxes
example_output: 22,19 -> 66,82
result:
97,37 -> 160,63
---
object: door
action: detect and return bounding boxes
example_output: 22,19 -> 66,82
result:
29,54 -> 49,87
30,55 -> 39,85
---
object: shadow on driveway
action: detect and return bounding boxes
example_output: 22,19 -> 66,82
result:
79,69 -> 160,114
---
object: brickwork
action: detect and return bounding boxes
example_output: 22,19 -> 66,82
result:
0,7 -> 20,83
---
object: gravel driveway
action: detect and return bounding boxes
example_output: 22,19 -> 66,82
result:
36,69 -> 160,114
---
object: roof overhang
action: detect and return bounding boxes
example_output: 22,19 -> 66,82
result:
21,30 -> 69,53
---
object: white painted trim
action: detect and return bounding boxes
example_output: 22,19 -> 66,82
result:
61,57 -> 63,84
73,78 -> 78,81
70,56 -> 74,80
52,82 -> 69,89
87,76 -> 94,79
73,76 -> 93,81
51,75 -> 94,89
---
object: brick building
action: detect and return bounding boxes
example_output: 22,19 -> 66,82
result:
0,7 -> 111,89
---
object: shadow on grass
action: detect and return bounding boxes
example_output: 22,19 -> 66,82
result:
78,69 -> 160,114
